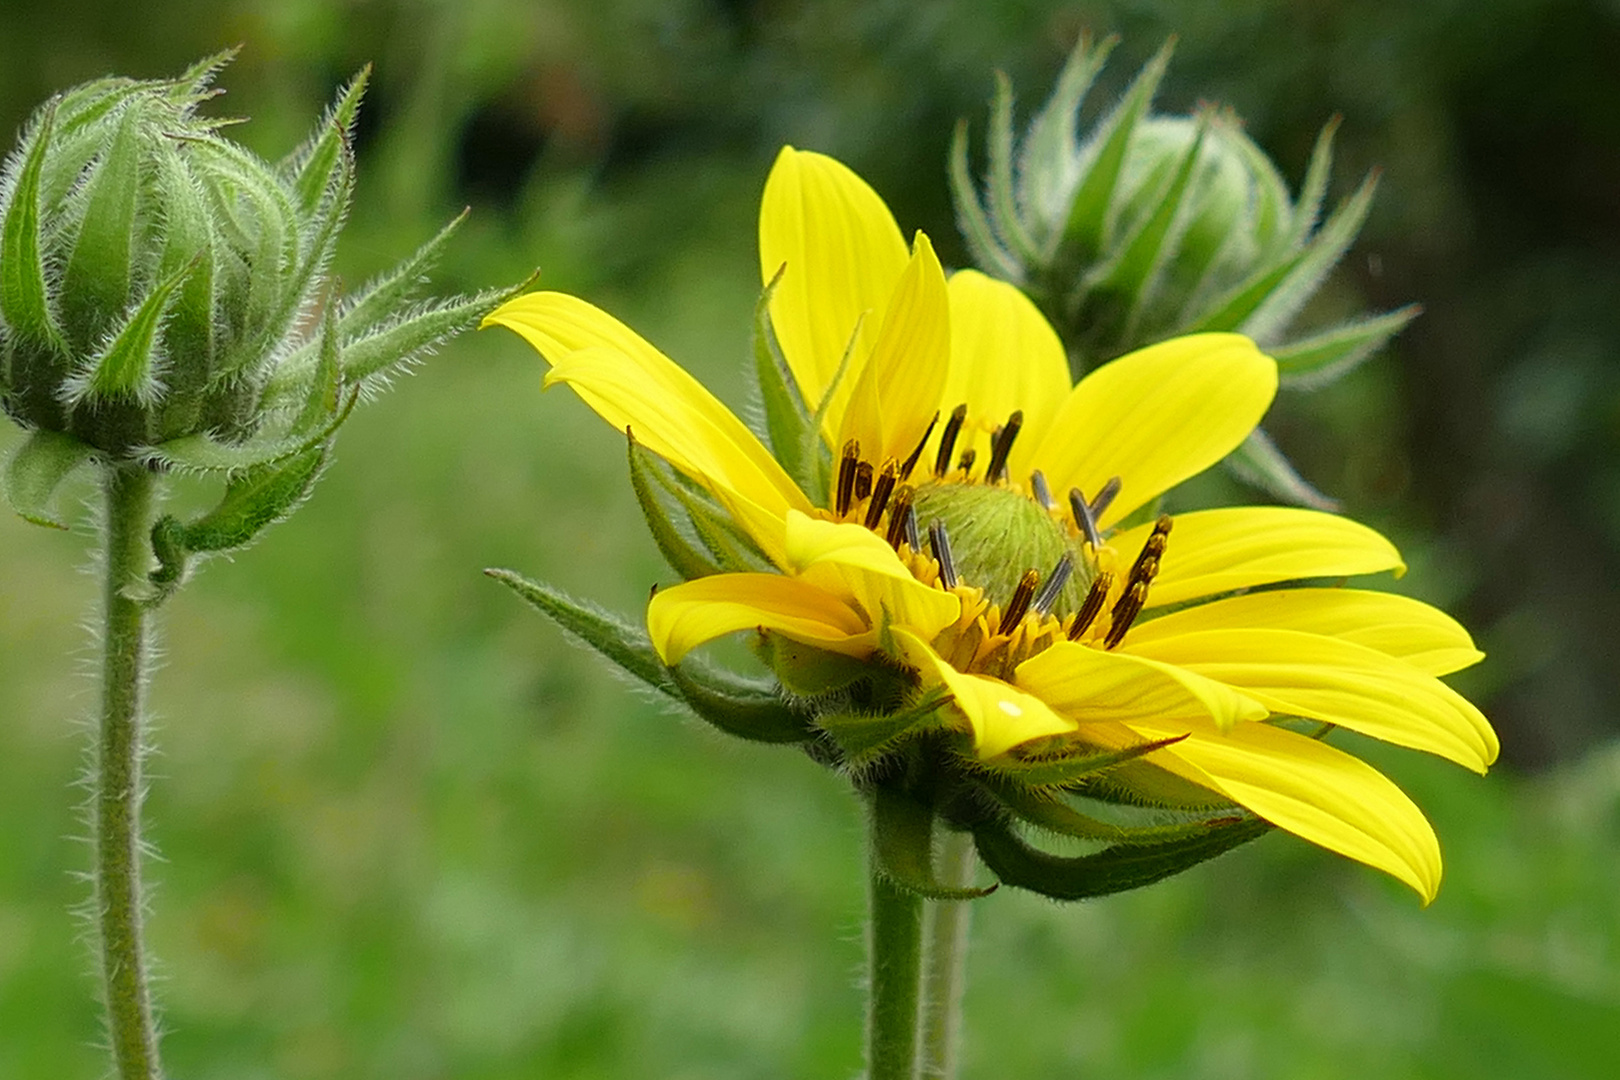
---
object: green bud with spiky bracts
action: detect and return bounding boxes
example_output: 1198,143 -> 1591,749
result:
952,36 -> 1418,507
0,53 -> 525,563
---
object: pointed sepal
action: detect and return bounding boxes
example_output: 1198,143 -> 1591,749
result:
2,428 -> 96,527
667,663 -> 814,744
818,688 -> 952,769
1274,305 -> 1420,388
977,730 -> 1188,790
871,784 -> 997,900
60,97 -> 144,343
752,268 -> 825,502
971,813 -> 1270,900
628,433 -> 721,580
68,257 -> 194,406
1225,427 -> 1338,512
177,443 -> 326,554
1,99 -> 68,352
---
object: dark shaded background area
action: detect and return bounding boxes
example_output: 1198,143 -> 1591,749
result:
3,1 -> 1618,1077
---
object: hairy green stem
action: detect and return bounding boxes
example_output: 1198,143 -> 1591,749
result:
96,464 -> 163,1080
919,832 -> 976,1079
867,855 -> 925,1080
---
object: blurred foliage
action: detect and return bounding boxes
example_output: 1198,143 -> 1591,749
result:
3,0 -> 1619,1076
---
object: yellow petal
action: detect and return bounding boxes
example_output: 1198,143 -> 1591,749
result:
1126,588 -> 1484,676
784,511 -> 960,640
941,269 -> 1072,474
839,232 -> 950,464
1028,334 -> 1277,527
1113,506 -> 1406,608
759,147 -> 909,441
1131,716 -> 1444,902
892,628 -> 1075,757
647,573 -> 872,665
1015,641 -> 1268,730
1122,628 -> 1499,772
486,292 -> 813,563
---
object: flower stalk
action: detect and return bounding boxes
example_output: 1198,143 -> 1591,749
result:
95,463 -> 161,1080
867,857 -> 926,1080
919,833 -> 976,1080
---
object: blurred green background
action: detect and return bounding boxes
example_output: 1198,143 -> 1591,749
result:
3,0 -> 1619,1076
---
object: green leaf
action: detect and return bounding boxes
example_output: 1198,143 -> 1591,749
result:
972,813 -> 1270,900
978,730 -> 1188,790
628,434 -> 721,580
1060,38 -> 1173,265
2,429 -> 96,528
667,664 -> 812,744
819,688 -> 952,768
70,257 -> 195,405
751,269 -> 819,492
1,99 -> 67,352
1274,305 -> 1420,389
1017,33 -> 1117,240
948,120 -> 1022,282
1225,426 -> 1338,512
61,97 -> 143,343
485,569 -> 673,692
986,71 -> 1039,264
871,785 -> 997,900
1239,171 -> 1378,344
179,443 -> 325,553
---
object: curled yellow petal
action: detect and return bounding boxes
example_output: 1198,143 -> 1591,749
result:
759,147 -> 909,441
839,232 -> 950,464
1122,628 -> 1499,772
647,573 -> 872,665
1114,506 -> 1406,609
1029,334 -> 1277,528
1126,588 -> 1484,676
1132,716 -> 1444,903
941,269 -> 1071,474
892,628 -> 1075,757
1015,641 -> 1268,731
486,292 -> 812,562
784,512 -> 960,640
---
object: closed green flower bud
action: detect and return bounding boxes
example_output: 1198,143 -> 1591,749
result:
2,54 -> 520,551
952,37 -> 1422,507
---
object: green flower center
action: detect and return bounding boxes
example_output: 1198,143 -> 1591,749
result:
910,480 -> 1092,610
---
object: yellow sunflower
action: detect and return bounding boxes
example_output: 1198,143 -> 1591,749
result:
486,146 -> 1496,902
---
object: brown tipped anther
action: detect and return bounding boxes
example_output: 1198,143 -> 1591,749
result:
1089,475 -> 1122,520
928,520 -> 958,589
854,460 -> 874,501
957,448 -> 977,478
1030,470 -> 1054,509
998,569 -> 1040,635
1127,515 -> 1172,581
900,412 -> 938,479
934,404 -> 968,477
836,440 -> 861,516
1068,571 -> 1113,640
986,410 -> 1024,484
902,506 -> 920,552
1069,487 -> 1102,548
885,485 -> 915,548
1103,581 -> 1150,649
1033,554 -> 1073,614
864,462 -> 899,529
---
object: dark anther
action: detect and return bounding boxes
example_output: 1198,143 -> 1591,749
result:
957,448 -> 977,478
1068,571 -> 1113,640
1033,554 -> 1073,615
998,569 -> 1040,635
854,461 -> 874,501
1068,487 -> 1102,549
934,404 -> 968,477
1103,515 -> 1172,648
929,520 -> 958,589
1089,475 -> 1122,520
885,485 -> 915,548
1030,470 -> 1054,509
1103,582 -> 1150,649
900,412 -> 938,479
864,463 -> 898,529
836,440 -> 861,517
903,506 -> 920,552
986,410 -> 1023,484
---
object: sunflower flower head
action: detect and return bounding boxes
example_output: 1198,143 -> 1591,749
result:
486,146 -> 1496,905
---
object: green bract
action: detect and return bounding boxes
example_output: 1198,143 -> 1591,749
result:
952,37 -> 1419,507
0,54 -> 516,569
